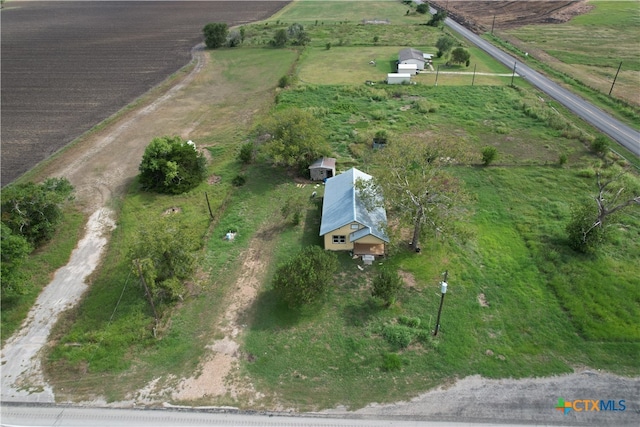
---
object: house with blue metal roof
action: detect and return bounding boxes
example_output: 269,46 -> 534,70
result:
319,168 -> 389,256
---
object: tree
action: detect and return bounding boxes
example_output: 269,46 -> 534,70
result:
360,137 -> 470,249
450,47 -> 471,65
203,22 -> 228,49
371,268 -> 403,307
129,217 -> 199,307
260,108 -> 332,174
1,177 -> 74,246
1,222 -> 33,293
435,35 -> 455,58
428,10 -> 447,27
287,23 -> 310,46
272,245 -> 338,307
416,4 -> 429,14
271,29 -> 288,47
566,168 -> 639,253
139,136 -> 207,194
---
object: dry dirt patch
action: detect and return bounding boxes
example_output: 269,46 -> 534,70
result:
170,226 -> 278,405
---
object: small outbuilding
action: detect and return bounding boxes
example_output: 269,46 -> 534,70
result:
397,63 -> 418,75
398,47 -> 426,70
387,73 -> 411,85
309,157 -> 336,181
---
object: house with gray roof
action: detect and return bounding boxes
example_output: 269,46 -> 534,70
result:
320,168 -> 389,256
398,47 -> 425,70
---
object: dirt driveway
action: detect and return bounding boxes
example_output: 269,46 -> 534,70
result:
1,26 -> 638,427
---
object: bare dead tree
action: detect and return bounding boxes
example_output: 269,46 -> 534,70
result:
568,167 -> 639,252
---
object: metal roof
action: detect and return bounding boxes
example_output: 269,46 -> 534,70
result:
309,157 -> 336,170
319,168 -> 389,242
399,48 -> 425,62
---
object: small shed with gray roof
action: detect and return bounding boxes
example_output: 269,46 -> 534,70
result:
320,168 -> 389,256
309,157 -> 336,181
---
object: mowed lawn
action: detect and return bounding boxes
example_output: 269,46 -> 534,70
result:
297,45 -> 516,86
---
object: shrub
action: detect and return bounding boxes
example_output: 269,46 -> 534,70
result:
382,353 -> 403,372
1,222 -> 33,293
566,200 -> 605,254
238,142 -> 254,164
382,324 -> 413,349
481,146 -> 498,166
228,30 -> 241,47
271,29 -> 288,47
591,135 -> 610,156
416,4 -> 429,14
232,174 -> 246,187
272,246 -> 338,307
325,42 -> 331,50
372,268 -> 403,307
278,74 -> 291,88
398,315 -> 421,328
558,153 -> 568,166
414,99 -> 432,114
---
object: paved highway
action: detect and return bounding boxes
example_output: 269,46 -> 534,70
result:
0,404 -> 514,427
436,7 -> 640,156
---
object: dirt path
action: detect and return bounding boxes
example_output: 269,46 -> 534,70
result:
169,235 -> 275,405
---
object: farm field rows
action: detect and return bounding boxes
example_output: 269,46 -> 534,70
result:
1,0 -> 288,185
2,0 -> 639,421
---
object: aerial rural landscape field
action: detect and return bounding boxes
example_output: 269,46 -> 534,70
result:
1,0 -> 639,424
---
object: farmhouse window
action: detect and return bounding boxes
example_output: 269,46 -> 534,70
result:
332,235 -> 346,244
350,224 -> 359,229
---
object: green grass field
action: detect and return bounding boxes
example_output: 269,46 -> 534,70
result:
5,0 -> 638,411
270,0 -> 424,26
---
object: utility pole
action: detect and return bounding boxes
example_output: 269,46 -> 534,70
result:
609,61 -> 622,96
491,15 -> 496,35
433,270 -> 448,336
135,259 -> 160,336
435,64 -> 440,86
472,64 -> 477,86
510,61 -> 517,87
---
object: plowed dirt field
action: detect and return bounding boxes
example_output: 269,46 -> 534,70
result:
430,1 -> 593,33
1,1 -> 288,185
